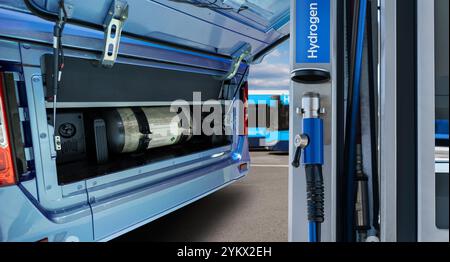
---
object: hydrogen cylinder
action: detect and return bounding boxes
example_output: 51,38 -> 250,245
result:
103,107 -> 191,153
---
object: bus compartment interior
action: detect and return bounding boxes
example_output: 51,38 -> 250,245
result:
41,55 -> 235,185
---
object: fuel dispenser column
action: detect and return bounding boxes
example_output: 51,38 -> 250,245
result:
289,0 -> 337,242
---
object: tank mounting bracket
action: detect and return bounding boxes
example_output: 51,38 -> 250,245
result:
100,0 -> 129,68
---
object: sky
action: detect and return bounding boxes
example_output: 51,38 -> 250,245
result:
248,40 -> 290,91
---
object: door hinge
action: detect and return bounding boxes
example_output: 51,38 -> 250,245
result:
101,0 -> 129,68
217,43 -> 251,80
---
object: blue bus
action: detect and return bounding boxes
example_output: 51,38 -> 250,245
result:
0,0 -> 290,241
248,90 -> 289,152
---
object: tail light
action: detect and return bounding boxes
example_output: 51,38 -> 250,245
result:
0,73 -> 16,186
242,81 -> 248,136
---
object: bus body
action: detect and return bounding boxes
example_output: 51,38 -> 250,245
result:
248,90 -> 289,152
0,0 -> 290,241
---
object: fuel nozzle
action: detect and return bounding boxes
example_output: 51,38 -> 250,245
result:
291,93 -> 325,242
292,93 -> 324,167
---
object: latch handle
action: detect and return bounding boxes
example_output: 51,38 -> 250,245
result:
292,134 -> 309,168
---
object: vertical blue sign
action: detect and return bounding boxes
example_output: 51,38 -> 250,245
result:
296,0 -> 331,64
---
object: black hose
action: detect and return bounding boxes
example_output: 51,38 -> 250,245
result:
305,165 -> 325,224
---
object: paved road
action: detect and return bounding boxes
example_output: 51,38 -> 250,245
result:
115,151 -> 289,242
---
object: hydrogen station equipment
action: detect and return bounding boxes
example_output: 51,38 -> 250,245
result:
289,0 -> 449,242
289,0 -> 335,242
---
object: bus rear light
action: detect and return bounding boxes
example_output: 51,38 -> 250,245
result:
0,73 -> 16,187
239,163 -> 248,172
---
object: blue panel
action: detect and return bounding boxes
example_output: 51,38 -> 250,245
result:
89,136 -> 249,240
91,161 -> 247,240
0,39 -> 20,62
0,185 -> 93,241
218,0 -> 290,30
295,0 -> 330,63
0,8 -> 247,74
21,0 -> 288,57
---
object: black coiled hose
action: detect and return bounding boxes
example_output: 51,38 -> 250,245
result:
305,165 -> 325,223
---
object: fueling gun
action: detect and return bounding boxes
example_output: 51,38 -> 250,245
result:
291,92 -> 325,242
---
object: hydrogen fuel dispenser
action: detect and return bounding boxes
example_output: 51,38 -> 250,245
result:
289,0 -> 450,242
289,0 -> 336,242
